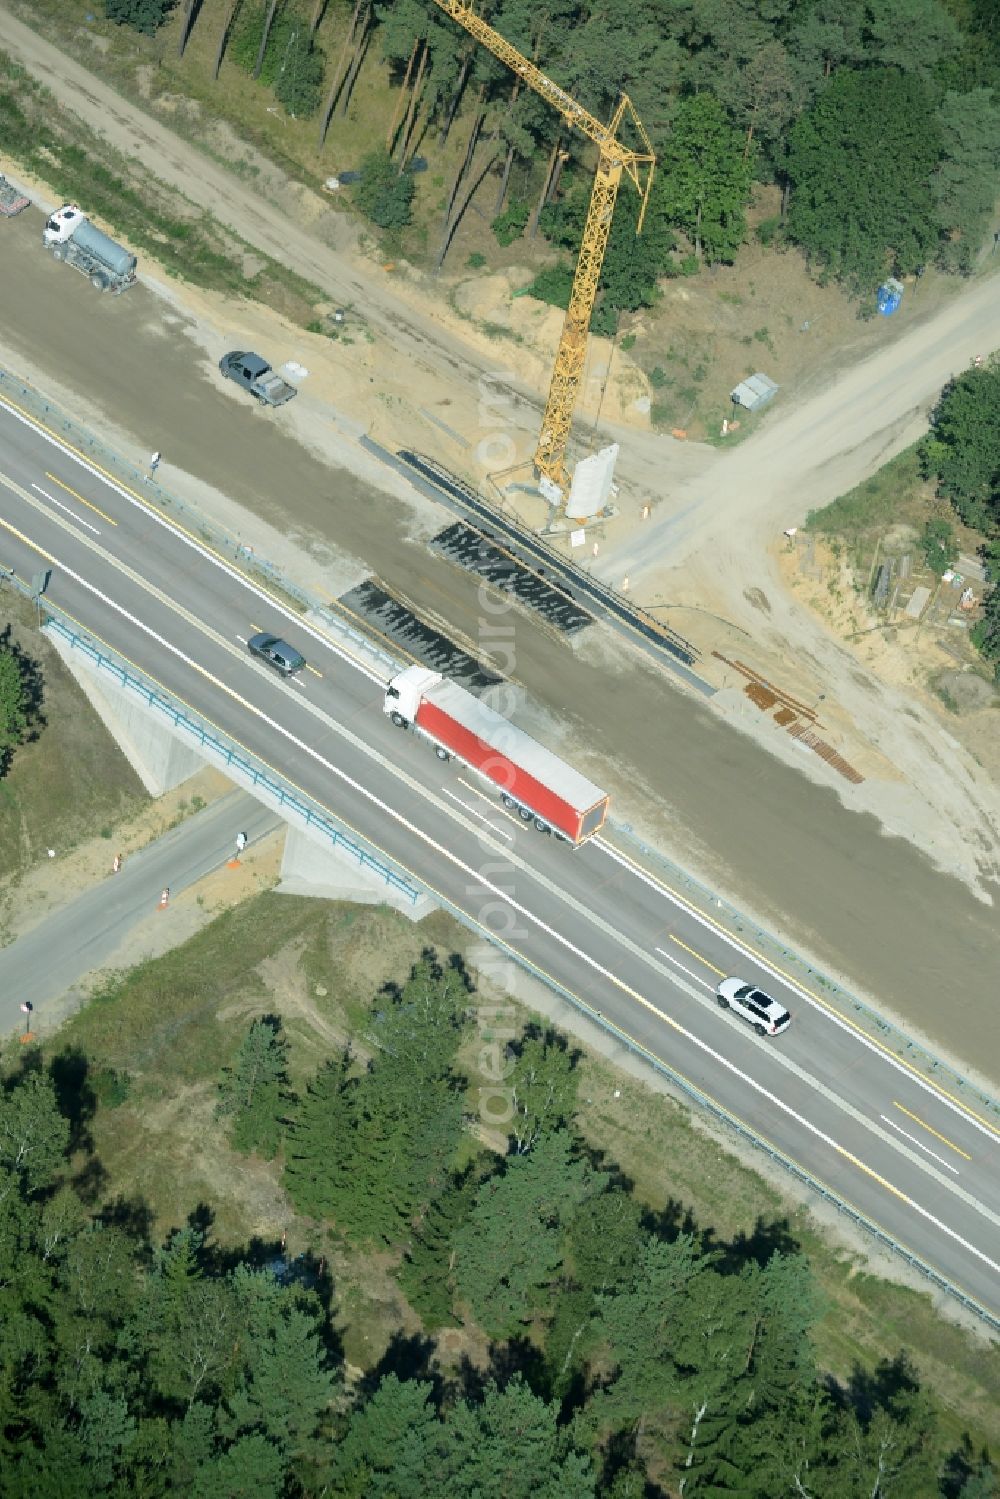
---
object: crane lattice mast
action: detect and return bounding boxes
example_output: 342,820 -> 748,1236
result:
430,0 -> 655,501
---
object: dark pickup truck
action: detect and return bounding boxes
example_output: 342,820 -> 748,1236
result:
219,351 -> 297,407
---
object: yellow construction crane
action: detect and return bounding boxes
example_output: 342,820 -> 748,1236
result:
430,0 -> 655,503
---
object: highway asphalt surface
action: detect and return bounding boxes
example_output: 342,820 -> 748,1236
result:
0,790 -> 281,1025
1,215 -> 998,1071
1,393 -> 999,1323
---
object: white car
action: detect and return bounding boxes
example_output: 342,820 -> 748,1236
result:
716,977 -> 791,1037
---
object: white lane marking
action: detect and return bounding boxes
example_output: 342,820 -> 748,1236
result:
31,483 -> 101,536
14,478 -> 320,704
655,946 -> 712,991
21,490 -> 1000,1243
442,787 -> 514,839
26,381 -> 986,1163
880,1115 -> 960,1176
456,775 -> 525,830
2,396 -> 384,686
7,521 -> 999,1283
597,834 -> 1000,1148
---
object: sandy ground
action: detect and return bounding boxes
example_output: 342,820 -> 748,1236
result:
0,11 -> 709,495
1,12 -> 999,1078
595,273 -> 1000,898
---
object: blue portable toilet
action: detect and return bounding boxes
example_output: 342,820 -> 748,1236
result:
877,277 -> 904,316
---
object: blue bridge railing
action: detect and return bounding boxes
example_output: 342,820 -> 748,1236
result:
43,614 -> 421,907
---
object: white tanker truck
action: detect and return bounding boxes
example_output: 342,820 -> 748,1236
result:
42,204 -> 136,294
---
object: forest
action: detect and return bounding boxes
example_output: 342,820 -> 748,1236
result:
2,952 -> 998,1497
105,0 -> 1000,320
921,360 -> 1000,676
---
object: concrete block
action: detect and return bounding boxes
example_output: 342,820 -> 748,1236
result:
277,825 -> 436,922
48,632 -> 205,795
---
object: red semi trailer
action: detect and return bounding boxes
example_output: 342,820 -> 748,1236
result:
384,666 -> 609,844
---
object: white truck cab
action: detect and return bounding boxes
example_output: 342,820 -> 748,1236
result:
42,204 -> 85,247
384,666 -> 442,726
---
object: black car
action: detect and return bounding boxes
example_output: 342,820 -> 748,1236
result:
248,632 -> 306,676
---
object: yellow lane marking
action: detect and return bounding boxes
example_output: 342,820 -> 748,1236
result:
602,834 -> 1000,1143
0,519 -> 49,562
670,933 -> 726,977
837,1147 -> 913,1204
305,663 -> 323,678
1,495 -> 278,688
893,1101 -> 973,1160
45,472 -> 117,526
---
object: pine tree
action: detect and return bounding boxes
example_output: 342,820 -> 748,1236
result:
283,1051 -> 357,1223
224,1266 -> 338,1478
217,1017 -> 291,1160
285,958 -> 468,1244
104,0 -> 176,34
398,1169 -> 479,1327
546,1189 -> 647,1396
328,1373 -> 440,1498
439,1376 -> 595,1499
585,1232 -> 706,1438
786,67 -> 941,291
455,1131 -> 604,1339
0,640 -> 29,771
193,1432 -> 286,1498
567,1188 -> 644,1294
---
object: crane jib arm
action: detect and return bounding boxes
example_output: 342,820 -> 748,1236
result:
435,0 -> 606,147
431,1 -> 653,179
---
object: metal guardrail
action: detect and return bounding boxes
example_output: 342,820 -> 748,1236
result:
42,613 -> 421,907
3,366 -> 998,1330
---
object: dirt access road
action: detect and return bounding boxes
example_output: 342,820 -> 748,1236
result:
1,11 -> 999,1083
